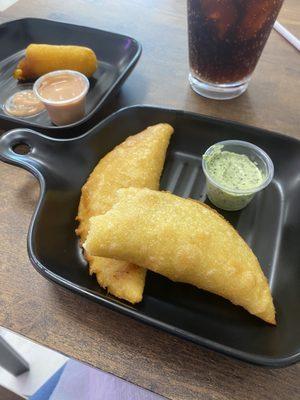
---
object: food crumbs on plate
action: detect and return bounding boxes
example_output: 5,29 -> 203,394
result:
4,90 -> 45,117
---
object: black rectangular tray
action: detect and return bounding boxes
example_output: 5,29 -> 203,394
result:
0,105 -> 299,367
0,18 -> 141,136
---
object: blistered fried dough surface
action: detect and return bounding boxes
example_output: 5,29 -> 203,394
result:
14,44 -> 97,81
87,255 -> 145,304
85,188 -> 276,324
76,124 -> 173,303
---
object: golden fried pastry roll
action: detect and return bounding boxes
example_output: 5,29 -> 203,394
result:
76,124 -> 173,303
14,44 -> 97,81
85,188 -> 276,324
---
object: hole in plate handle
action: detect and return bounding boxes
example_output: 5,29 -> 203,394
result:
12,142 -> 31,155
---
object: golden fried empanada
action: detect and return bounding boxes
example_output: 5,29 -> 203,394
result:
84,187 -> 276,324
76,124 -> 173,303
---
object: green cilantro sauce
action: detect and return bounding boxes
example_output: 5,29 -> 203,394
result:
203,145 -> 265,211
204,145 -> 263,191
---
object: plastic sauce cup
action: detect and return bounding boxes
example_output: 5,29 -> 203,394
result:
33,70 -> 89,126
202,140 -> 274,211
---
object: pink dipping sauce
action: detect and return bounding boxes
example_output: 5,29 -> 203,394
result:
34,70 -> 89,126
4,90 -> 45,117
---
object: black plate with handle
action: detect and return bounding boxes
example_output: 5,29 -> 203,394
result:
0,18 -> 141,136
0,105 -> 299,367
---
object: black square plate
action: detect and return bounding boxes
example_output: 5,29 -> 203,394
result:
0,18 -> 141,135
0,106 -> 299,367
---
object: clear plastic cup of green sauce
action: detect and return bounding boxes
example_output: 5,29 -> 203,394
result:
202,140 -> 274,211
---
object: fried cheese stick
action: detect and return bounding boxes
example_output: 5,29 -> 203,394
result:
14,44 -> 97,80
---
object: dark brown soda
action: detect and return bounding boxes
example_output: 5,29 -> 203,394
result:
188,0 -> 284,84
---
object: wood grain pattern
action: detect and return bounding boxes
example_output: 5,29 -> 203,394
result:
0,386 -> 24,400
0,1 -> 300,400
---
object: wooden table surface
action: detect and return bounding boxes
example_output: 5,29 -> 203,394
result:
0,1 -> 299,399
